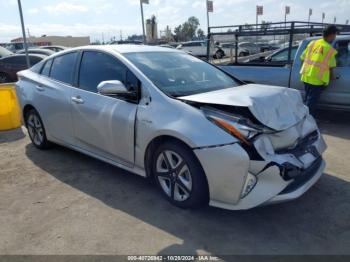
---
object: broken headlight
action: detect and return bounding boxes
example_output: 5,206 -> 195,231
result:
203,107 -> 269,145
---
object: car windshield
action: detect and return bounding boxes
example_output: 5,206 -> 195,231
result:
124,51 -> 239,97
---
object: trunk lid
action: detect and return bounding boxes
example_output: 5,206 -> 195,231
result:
180,84 -> 308,131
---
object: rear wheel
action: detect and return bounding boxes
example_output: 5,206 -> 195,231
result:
25,109 -> 52,149
152,141 -> 209,209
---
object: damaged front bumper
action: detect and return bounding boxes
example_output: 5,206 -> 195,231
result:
195,115 -> 327,210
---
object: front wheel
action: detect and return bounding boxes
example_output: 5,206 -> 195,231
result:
215,50 -> 224,59
25,109 -> 52,149
152,141 -> 209,209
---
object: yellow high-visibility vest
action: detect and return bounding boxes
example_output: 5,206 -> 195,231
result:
300,39 -> 337,86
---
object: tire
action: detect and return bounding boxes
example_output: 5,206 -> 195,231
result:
0,73 -> 11,83
215,50 -> 224,59
25,109 -> 52,149
152,141 -> 209,209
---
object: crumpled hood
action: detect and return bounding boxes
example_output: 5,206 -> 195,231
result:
180,84 -> 308,131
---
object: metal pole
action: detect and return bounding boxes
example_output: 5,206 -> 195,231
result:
17,0 -> 30,68
140,1 -> 146,44
206,0 -> 210,61
256,12 -> 258,44
284,12 -> 287,44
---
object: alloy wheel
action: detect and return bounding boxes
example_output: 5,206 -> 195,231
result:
155,150 -> 193,202
27,113 -> 44,146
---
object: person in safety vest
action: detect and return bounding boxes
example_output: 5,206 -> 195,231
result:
300,25 -> 338,115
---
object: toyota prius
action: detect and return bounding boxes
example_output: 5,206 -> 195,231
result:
15,45 -> 326,210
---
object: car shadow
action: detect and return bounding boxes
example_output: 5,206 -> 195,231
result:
316,110 -> 350,140
0,127 -> 25,143
25,143 -> 350,255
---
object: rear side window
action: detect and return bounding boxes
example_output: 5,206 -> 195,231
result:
3,56 -> 26,65
41,59 -> 53,76
78,51 -> 126,93
50,52 -> 77,85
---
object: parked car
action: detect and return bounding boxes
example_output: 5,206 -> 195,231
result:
220,35 -> 350,111
16,45 -> 326,210
16,48 -> 55,56
4,42 -> 36,52
158,44 -> 175,49
0,46 -> 13,58
237,42 -> 260,56
220,43 -> 249,57
176,41 -> 225,59
40,45 -> 67,52
0,54 -> 45,83
245,46 -> 299,64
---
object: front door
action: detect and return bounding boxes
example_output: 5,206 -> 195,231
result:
319,39 -> 350,107
70,51 -> 138,166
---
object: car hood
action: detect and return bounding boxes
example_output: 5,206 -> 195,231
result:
179,84 -> 308,131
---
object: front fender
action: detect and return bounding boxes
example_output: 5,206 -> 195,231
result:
134,97 -> 237,169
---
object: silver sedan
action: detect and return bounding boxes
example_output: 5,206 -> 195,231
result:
15,45 -> 327,210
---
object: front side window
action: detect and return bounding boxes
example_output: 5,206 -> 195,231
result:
78,51 -> 126,93
271,47 -> 298,62
125,51 -> 239,97
336,40 -> 350,67
50,52 -> 77,85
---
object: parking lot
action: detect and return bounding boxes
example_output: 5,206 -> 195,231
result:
0,110 -> 349,255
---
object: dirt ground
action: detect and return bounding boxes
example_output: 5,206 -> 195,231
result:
0,110 -> 349,255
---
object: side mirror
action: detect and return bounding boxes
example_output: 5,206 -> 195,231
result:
97,80 -> 137,101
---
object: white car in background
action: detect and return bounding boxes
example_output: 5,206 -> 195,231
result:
176,41 -> 225,59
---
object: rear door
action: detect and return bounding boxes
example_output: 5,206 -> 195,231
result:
35,52 -> 78,144
319,39 -> 350,107
70,50 -> 138,166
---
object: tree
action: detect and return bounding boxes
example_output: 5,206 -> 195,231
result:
197,28 -> 205,38
174,25 -> 183,42
174,16 -> 201,41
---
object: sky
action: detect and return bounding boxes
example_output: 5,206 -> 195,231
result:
0,0 -> 349,42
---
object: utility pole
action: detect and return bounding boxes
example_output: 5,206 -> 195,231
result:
17,0 -> 30,68
284,6 -> 290,45
334,16 -> 337,24
206,1 -> 213,61
256,6 -> 263,45
322,13 -> 325,25
140,0 -> 149,44
308,8 -> 312,26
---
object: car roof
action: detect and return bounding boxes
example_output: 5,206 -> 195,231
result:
0,53 -> 46,60
41,45 -> 66,48
181,40 -> 205,44
51,44 -> 183,56
17,48 -> 55,53
307,35 -> 350,41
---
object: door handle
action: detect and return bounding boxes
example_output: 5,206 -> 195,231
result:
71,96 -> 84,104
35,85 -> 45,92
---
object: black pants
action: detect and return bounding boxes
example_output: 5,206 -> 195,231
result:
304,83 -> 326,115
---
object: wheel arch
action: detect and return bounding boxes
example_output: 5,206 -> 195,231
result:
23,104 -> 36,122
144,135 -> 205,179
